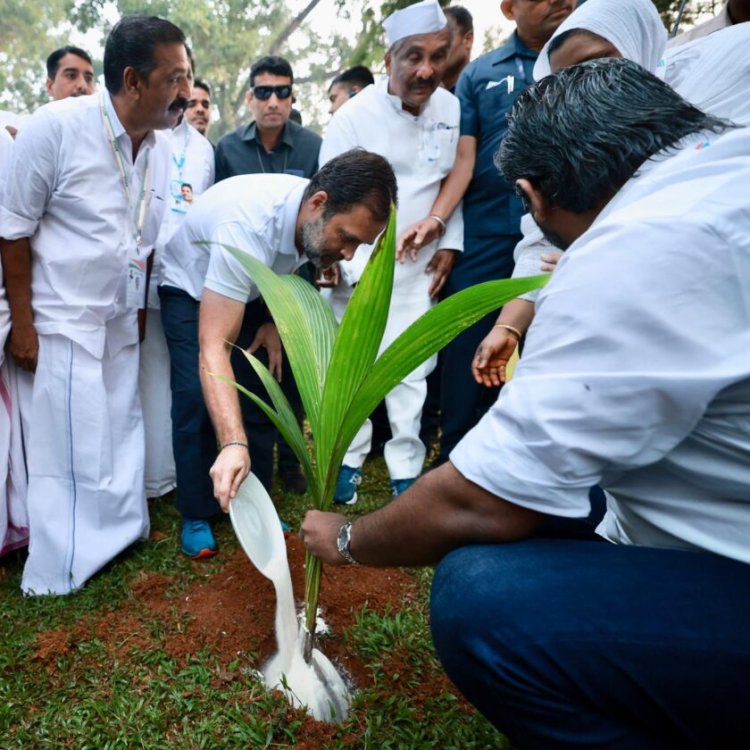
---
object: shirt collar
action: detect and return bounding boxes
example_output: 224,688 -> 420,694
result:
242,120 -> 293,149
491,31 -> 538,66
379,76 -> 429,120
102,91 -> 156,152
281,180 -> 308,260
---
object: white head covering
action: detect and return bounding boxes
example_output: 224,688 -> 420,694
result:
533,0 -> 667,80
664,23 -> 750,126
383,0 -> 447,49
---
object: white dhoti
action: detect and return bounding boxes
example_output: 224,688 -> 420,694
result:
21,331 -> 149,595
139,307 -> 176,498
0,358 -> 31,556
339,252 -> 437,479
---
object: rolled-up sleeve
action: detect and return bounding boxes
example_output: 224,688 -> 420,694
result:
0,111 -> 59,240
451,218 -> 750,516
203,221 -> 271,303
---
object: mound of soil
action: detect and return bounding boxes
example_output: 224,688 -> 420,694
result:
32,536 -> 448,748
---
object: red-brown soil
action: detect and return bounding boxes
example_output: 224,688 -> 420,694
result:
30,536 -> 462,748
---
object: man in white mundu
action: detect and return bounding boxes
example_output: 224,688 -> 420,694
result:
0,126 -> 29,557
320,0 -> 463,501
140,110 -> 215,500
0,16 -> 192,595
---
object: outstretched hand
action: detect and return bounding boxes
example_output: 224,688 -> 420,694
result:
396,217 -> 443,263
472,327 -> 519,388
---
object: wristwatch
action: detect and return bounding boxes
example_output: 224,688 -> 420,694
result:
336,521 -> 359,565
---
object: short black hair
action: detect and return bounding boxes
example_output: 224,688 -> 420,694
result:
250,56 -> 294,88
304,149 -> 398,223
498,58 -> 732,214
444,6 -> 473,35
104,15 -> 186,95
193,79 -> 211,96
330,65 -> 375,92
46,46 -> 93,80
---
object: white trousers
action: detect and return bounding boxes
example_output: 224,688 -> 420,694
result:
333,257 -> 437,480
139,309 -> 176,498
0,358 -> 31,555
21,334 -> 149,596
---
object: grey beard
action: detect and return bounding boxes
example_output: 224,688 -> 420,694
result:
301,216 -> 326,268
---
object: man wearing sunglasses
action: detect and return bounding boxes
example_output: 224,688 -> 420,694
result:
214,56 -> 321,182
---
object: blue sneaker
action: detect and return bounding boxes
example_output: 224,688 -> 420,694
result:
390,477 -> 417,497
334,466 -> 362,505
180,518 -> 218,559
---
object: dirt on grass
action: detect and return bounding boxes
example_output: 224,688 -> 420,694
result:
31,536 -> 450,749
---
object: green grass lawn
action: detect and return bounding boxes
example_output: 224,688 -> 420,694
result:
0,456 -> 510,749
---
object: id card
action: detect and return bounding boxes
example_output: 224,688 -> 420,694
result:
127,256 -> 148,308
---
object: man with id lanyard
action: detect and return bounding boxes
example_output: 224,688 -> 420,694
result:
140,85 -> 214,503
0,16 -> 190,595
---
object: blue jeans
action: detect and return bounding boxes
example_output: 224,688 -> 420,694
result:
159,285 -> 218,518
431,539 -> 750,749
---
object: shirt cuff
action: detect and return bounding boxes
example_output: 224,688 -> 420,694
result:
0,207 -> 38,240
450,405 -> 593,519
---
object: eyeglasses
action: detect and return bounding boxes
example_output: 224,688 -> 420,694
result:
252,84 -> 293,101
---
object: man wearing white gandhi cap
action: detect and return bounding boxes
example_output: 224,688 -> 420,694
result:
319,0 -> 463,502
383,0 -> 448,44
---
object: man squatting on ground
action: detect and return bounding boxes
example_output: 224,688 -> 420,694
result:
164,150 -> 396,524
300,60 -> 750,749
0,16 -> 190,595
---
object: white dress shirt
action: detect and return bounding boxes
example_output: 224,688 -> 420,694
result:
0,93 -> 170,359
164,173 -> 307,302
452,127 -> 750,563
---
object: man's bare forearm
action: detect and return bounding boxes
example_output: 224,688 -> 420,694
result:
496,298 -> 536,336
347,462 -> 542,567
431,135 -> 476,221
199,341 -> 247,446
0,237 -> 34,327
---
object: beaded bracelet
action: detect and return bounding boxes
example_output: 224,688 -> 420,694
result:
221,440 -> 249,451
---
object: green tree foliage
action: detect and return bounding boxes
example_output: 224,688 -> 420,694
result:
0,1 -> 725,129
0,0 -> 81,112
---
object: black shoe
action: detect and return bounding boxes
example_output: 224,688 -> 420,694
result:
280,466 -> 308,494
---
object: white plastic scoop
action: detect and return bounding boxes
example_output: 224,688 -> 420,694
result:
229,473 -> 350,722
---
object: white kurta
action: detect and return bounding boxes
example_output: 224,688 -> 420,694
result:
667,2 -> 731,47
664,23 -> 750,127
0,93 -> 170,594
452,127 -> 750,563
140,121 -> 215,498
319,77 -> 462,479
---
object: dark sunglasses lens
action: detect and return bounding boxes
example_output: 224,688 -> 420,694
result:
253,85 -> 292,100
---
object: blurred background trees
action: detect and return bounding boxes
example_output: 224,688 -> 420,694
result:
0,0 -> 723,134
